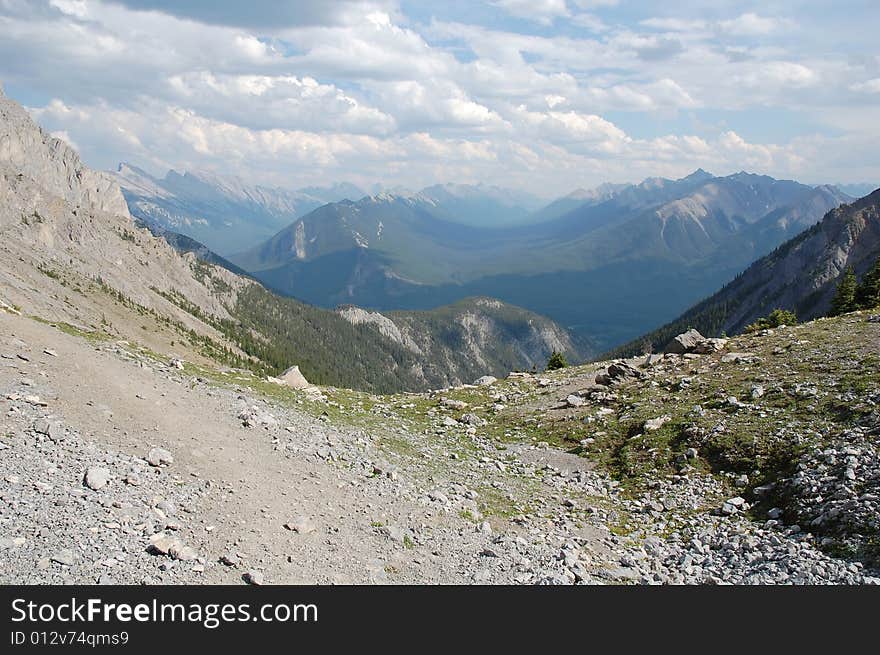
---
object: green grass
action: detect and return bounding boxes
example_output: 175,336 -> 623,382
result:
29,316 -> 112,344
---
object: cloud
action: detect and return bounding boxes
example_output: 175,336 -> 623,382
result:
492,0 -> 570,25
101,0 -> 397,29
850,78 -> 880,94
736,62 -> 818,89
718,13 -> 783,36
165,72 -> 397,135
1,0 -> 876,194
641,13 -> 789,39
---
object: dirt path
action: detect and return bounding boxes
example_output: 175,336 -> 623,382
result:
0,312 -> 621,584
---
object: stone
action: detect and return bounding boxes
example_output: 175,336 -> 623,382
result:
379,525 -> 411,544
644,415 -> 672,431
721,352 -> 756,364
692,338 -> 728,354
243,570 -> 264,585
146,447 -> 173,467
277,365 -> 310,390
51,549 -> 76,566
33,418 -> 64,440
169,544 -> 197,562
565,394 -> 585,408
664,329 -> 705,355
238,406 -> 279,428
595,361 -> 643,385
148,532 -> 182,556
284,516 -> 317,534
84,467 -> 111,490
474,375 -> 497,386
460,413 -> 487,426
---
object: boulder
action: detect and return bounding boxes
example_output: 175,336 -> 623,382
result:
276,365 -> 310,390
595,361 -> 643,385
473,375 -> 498,386
84,467 -> 111,490
692,338 -> 728,354
664,329 -> 705,355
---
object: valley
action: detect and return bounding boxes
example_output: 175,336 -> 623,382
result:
1,81 -> 879,588
223,171 -> 849,351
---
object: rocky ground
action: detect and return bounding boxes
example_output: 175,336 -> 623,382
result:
1,306 -> 878,585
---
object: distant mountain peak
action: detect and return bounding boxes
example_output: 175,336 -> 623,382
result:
683,168 -> 714,181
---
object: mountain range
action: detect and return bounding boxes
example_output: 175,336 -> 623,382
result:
110,163 -> 364,255
226,168 -> 850,351
112,165 -> 551,255
607,187 -> 880,358
0,88 -> 584,393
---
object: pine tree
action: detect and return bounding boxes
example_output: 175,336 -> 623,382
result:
855,257 -> 880,310
829,267 -> 858,316
546,350 -> 568,371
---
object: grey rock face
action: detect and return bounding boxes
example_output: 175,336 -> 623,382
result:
0,91 -> 129,217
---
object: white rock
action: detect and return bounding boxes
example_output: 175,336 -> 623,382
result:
284,516 -> 317,534
146,447 -> 174,467
84,467 -> 111,491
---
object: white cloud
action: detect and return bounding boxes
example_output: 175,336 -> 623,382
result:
736,62 -> 818,89
850,78 -> 880,94
1,0 -> 876,193
640,17 -> 708,32
718,13 -> 783,36
493,0 -> 570,25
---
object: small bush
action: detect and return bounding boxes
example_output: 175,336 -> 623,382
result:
746,308 -> 798,332
545,350 -> 568,371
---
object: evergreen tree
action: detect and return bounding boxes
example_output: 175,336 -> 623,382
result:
855,257 -> 880,310
545,350 -> 568,371
829,267 -> 857,316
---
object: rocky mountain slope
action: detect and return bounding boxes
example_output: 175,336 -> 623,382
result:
233,170 -> 849,351
0,88 -> 583,393
2,289 -> 878,585
608,189 -> 880,358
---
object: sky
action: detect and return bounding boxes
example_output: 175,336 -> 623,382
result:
0,0 -> 878,196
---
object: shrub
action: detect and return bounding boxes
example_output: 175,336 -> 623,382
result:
855,257 -> 880,310
829,267 -> 858,316
545,350 -> 568,371
745,308 -> 798,332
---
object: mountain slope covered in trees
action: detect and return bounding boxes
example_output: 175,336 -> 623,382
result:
605,189 -> 880,358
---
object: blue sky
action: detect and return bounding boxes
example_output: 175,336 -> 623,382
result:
0,0 -> 877,195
